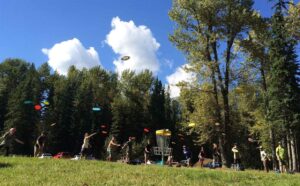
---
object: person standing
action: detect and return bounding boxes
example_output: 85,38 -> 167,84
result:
0,128 -> 24,156
212,143 -> 220,167
34,132 -> 47,157
198,146 -> 205,168
183,145 -> 192,167
276,142 -> 286,173
259,146 -> 269,172
144,140 -> 152,164
80,132 -> 97,159
232,143 -> 241,170
122,137 -> 134,163
106,136 -> 121,161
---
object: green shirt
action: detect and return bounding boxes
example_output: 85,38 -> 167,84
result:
276,145 -> 285,159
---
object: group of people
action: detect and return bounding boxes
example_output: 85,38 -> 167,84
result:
0,128 -> 48,157
105,136 -> 134,163
0,128 -> 289,173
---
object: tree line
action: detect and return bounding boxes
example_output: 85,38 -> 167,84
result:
0,59 -> 182,160
169,0 -> 300,171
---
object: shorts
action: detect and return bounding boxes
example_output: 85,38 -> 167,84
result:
107,148 -> 111,157
81,148 -> 90,156
279,158 -> 286,166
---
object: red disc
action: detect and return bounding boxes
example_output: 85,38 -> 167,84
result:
34,104 -> 42,111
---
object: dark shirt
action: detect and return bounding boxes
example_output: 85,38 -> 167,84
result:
36,135 -> 46,146
145,144 -> 151,153
124,141 -> 133,153
183,149 -> 191,159
0,132 -> 15,146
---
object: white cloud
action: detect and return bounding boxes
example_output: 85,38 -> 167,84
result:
166,64 -> 196,98
106,17 -> 160,74
42,38 -> 101,75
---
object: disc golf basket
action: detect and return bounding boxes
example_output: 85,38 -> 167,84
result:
153,129 -> 172,165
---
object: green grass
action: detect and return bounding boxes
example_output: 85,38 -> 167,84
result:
0,157 -> 299,186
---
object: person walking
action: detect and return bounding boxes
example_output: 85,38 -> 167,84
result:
0,128 -> 24,156
34,132 -> 47,157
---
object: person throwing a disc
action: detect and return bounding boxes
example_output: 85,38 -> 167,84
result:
80,132 -> 97,159
0,128 -> 24,156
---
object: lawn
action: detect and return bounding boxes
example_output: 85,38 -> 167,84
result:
0,157 -> 299,186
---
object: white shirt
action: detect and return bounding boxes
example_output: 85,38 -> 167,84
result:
260,150 -> 267,161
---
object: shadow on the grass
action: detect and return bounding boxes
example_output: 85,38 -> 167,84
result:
0,163 -> 12,169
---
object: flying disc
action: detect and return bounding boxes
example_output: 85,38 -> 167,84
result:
92,107 -> 101,111
34,104 -> 42,111
121,56 -> 130,61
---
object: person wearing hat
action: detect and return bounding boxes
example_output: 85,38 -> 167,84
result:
0,128 -> 24,156
259,146 -> 269,172
276,142 -> 286,173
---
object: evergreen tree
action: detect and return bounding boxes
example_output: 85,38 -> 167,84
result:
267,0 -> 300,171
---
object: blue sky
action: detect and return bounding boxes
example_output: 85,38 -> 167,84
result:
0,0 -> 299,97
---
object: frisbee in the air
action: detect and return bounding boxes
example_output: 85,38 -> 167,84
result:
24,100 -> 33,104
100,125 -> 107,128
34,104 -> 42,111
121,56 -> 130,61
188,122 -> 196,127
92,107 -> 101,111
143,128 -> 150,133
50,123 -> 56,127
43,101 -> 50,105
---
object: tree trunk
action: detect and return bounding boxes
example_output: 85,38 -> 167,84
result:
295,137 -> 299,172
260,65 -> 277,170
286,134 -> 292,171
269,128 -> 277,170
290,130 -> 297,171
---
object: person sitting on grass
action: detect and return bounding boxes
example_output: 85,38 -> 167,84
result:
0,128 -> 24,156
80,132 -> 97,159
106,136 -> 121,161
34,132 -> 47,157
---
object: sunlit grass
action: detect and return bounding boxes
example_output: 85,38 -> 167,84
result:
0,157 -> 299,186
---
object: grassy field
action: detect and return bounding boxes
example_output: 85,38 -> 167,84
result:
0,157 -> 299,186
